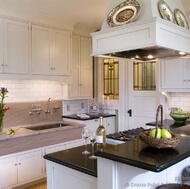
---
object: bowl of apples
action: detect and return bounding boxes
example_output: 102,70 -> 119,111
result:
139,128 -> 180,149
139,105 -> 180,149
170,108 -> 190,124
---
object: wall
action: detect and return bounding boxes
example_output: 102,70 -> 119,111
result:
165,92 -> 190,119
170,92 -> 190,111
0,80 -> 64,128
0,80 -> 63,102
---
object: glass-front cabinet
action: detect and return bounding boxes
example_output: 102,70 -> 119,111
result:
103,58 -> 119,100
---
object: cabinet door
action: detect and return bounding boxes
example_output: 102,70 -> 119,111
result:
0,18 -> 3,73
69,67 -> 80,98
105,117 -> 115,134
80,67 -> 93,98
80,37 -> 92,68
18,150 -> 43,183
160,58 -> 187,89
31,25 -> 52,75
0,156 -> 17,188
52,29 -> 71,76
80,37 -> 93,98
69,35 -> 80,98
85,119 -> 99,132
65,139 -> 84,149
4,19 -> 29,74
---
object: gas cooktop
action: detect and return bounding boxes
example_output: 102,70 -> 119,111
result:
106,127 -> 147,142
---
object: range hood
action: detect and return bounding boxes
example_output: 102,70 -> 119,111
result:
91,0 -> 190,61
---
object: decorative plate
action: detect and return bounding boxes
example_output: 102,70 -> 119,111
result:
174,8 -> 189,29
158,0 -> 176,24
107,0 -> 141,27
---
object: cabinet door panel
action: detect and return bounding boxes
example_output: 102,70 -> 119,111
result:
0,156 -> 17,188
105,117 -> 115,134
80,37 -> 92,68
31,25 -> 52,75
53,29 -> 71,75
160,59 -> 186,89
73,35 -> 80,67
18,150 -> 43,183
69,67 -> 80,98
80,67 -> 93,98
0,18 -> 3,73
4,19 -> 29,74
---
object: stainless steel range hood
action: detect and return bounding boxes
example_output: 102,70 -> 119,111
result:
91,0 -> 190,61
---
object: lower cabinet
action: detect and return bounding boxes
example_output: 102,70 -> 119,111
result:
46,161 -> 97,189
43,139 -> 83,174
63,117 -> 116,134
0,149 -> 43,189
0,139 -> 84,189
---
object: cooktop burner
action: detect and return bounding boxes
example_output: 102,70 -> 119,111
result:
106,127 -> 147,142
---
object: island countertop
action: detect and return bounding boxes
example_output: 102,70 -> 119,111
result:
95,136 -> 190,172
44,135 -> 190,176
44,144 -> 97,177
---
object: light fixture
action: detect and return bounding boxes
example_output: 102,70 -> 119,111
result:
179,51 -> 186,55
147,54 -> 154,59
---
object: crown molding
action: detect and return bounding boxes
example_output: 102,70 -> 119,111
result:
0,3 -> 76,31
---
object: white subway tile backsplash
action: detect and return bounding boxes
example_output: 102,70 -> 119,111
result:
0,80 -> 63,102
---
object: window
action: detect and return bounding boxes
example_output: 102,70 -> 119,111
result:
103,58 -> 119,100
133,61 -> 156,91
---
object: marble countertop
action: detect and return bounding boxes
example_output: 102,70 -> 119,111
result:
0,121 -> 85,156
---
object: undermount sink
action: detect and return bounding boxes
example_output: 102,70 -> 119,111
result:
25,123 -> 71,131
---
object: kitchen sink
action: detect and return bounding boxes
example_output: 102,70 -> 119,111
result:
25,123 -> 71,131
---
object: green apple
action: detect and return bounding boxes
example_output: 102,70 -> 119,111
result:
161,129 -> 172,139
149,128 -> 161,139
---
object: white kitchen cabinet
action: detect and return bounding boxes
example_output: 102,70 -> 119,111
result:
0,18 -> 3,73
69,35 -> 93,99
0,156 -> 17,188
105,117 -> 115,134
0,149 -> 43,189
63,117 -> 115,134
43,139 -> 84,174
31,24 -> 71,76
160,58 -> 190,91
0,18 -> 29,74
17,150 -> 43,183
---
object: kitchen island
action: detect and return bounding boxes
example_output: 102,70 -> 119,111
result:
44,132 -> 190,189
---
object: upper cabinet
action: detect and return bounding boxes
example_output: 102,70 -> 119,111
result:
160,58 -> 190,91
68,35 -> 93,99
0,18 -> 29,74
31,25 -> 71,76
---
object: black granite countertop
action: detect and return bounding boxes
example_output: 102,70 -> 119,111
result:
95,136 -> 190,172
146,119 -> 190,128
44,144 -> 97,177
44,121 -> 190,175
44,136 -> 190,175
146,119 -> 190,137
62,113 -> 115,121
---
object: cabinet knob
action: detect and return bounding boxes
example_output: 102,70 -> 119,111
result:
14,163 -> 17,166
19,163 -> 21,165
1,64 -> 3,67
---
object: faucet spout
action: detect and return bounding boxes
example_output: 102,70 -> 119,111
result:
45,98 -> 53,114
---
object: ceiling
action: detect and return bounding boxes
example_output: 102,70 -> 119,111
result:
0,0 -> 190,31
0,0 -> 110,30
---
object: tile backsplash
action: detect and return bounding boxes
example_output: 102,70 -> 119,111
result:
169,92 -> 190,112
0,80 -> 63,102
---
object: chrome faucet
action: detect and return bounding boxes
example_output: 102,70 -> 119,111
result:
45,98 -> 53,114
